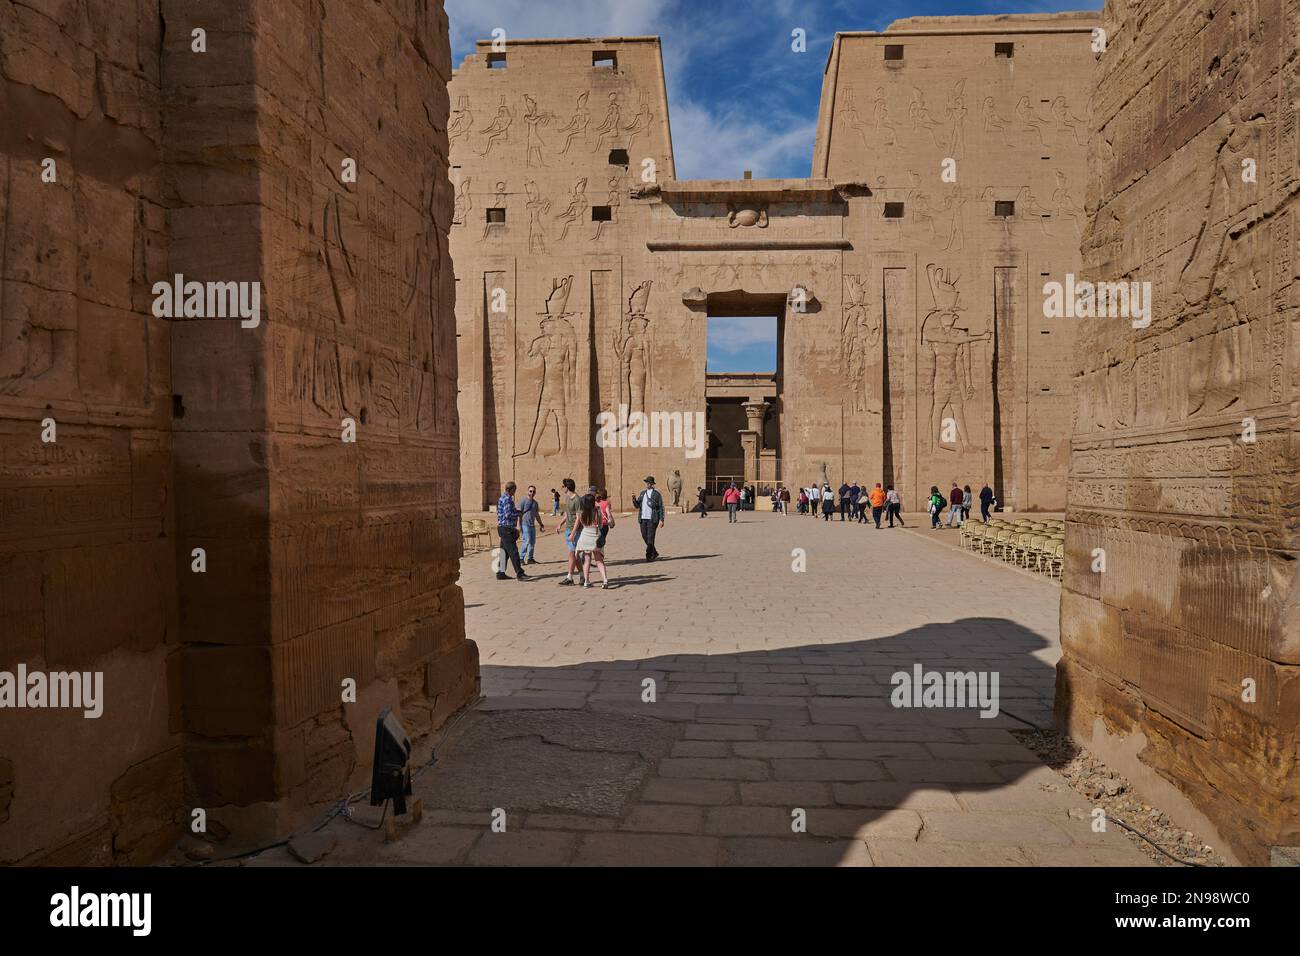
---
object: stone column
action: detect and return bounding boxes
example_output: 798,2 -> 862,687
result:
166,0 -> 477,844
740,399 -> 768,488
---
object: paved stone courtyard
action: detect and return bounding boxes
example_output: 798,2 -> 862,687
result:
254,511 -> 1153,866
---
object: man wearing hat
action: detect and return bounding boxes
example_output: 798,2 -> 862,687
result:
633,475 -> 665,561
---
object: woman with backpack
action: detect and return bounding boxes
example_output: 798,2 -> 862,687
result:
595,488 -> 615,551
928,485 -> 945,529
569,494 -> 609,589
821,483 -> 836,521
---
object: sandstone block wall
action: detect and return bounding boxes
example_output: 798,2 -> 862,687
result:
1,0 -> 475,864
452,17 -> 1097,512
814,14 -> 1097,510
449,38 -> 678,508
1057,0 -> 1299,864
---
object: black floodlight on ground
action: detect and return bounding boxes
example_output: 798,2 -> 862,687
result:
369,707 -> 413,815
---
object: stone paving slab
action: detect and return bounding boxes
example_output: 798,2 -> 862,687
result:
250,513 -> 1153,867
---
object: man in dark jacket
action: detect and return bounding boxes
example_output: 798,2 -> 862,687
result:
634,475 -> 666,561
979,482 -> 995,522
838,482 -> 851,522
947,483 -> 964,527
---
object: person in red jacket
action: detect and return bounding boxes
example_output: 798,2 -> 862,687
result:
947,483 -> 964,527
722,482 -> 742,523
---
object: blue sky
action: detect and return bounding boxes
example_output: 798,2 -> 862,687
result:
445,0 -> 1099,369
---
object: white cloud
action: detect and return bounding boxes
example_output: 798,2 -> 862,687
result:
670,100 -> 817,180
444,0 -> 823,178
707,316 -> 778,353
446,0 -> 667,63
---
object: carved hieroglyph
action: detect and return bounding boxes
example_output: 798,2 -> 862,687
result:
1058,0 -> 1300,866
480,95 -> 514,156
614,280 -> 653,414
559,92 -> 591,154
840,273 -> 877,413
2,0 -> 476,865
520,276 -> 578,458
921,263 -> 989,454
555,177 -> 589,241
522,94 -> 555,167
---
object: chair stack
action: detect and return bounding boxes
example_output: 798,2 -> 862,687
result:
461,517 -> 491,553
960,516 -> 1065,579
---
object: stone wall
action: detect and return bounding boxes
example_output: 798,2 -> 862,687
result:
452,17 -> 1097,512
449,38 -> 677,508
814,14 -> 1097,509
0,0 -> 475,864
1057,0 -> 1299,865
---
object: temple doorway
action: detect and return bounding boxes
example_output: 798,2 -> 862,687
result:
703,295 -> 785,505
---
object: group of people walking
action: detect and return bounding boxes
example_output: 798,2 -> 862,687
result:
792,479 -> 997,529
796,482 -> 905,528
495,473 -> 998,586
925,482 -> 996,527
495,476 -> 668,588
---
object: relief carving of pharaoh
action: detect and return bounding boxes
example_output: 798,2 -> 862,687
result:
921,263 -> 990,454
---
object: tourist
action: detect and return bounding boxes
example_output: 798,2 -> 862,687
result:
962,485 -> 974,522
979,482 -> 995,522
886,485 -> 904,527
595,488 -> 614,551
723,482 -> 741,523
739,485 -> 749,512
518,484 -> 545,565
694,485 -> 709,517
837,481 -> 850,522
822,483 -> 836,521
495,481 -> 527,581
569,494 -> 608,588
928,485 -> 945,528
849,481 -> 862,522
868,482 -> 886,528
808,483 -> 821,517
797,487 -> 808,514
634,475 -> 665,561
947,483 -> 964,527
556,477 -> 581,585
780,484 -> 791,515
550,488 -> 561,515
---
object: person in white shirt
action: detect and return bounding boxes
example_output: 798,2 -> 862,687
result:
632,475 -> 665,561
885,485 -> 904,527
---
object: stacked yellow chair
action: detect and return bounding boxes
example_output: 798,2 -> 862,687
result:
963,516 -> 1065,578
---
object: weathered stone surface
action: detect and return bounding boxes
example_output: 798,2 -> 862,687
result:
0,0 -> 474,864
421,709 -> 679,816
451,15 -> 1095,510
287,832 -> 337,864
1058,0 -> 1300,865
